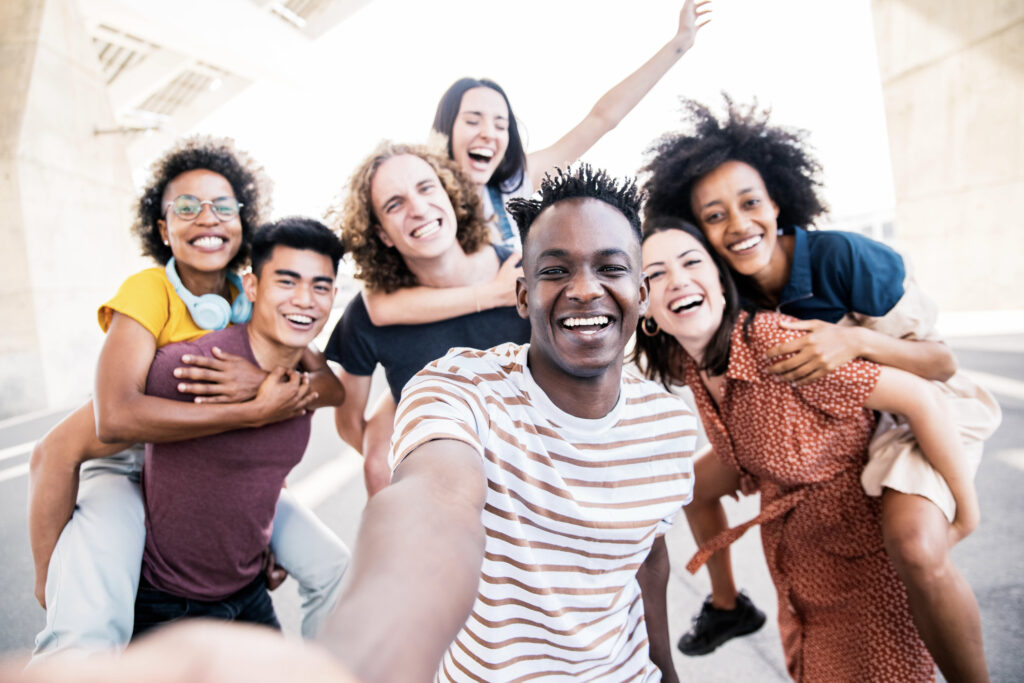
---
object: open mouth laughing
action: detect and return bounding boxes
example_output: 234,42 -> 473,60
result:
560,315 -> 612,336
467,146 -> 496,171
284,313 -> 315,329
411,219 -> 442,239
727,234 -> 762,253
669,294 -> 704,313
189,235 -> 229,250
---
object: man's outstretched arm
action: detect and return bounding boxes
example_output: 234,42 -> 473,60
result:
319,439 -> 487,682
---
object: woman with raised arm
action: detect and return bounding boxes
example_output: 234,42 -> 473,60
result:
362,0 -> 711,328
28,137 -> 350,659
640,101 -> 998,682
634,218 -> 987,681
324,141 -> 530,496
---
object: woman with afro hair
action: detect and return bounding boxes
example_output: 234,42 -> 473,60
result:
28,136 -> 350,658
641,99 -> 999,682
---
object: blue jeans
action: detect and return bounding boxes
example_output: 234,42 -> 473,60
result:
133,575 -> 280,639
32,454 -> 349,661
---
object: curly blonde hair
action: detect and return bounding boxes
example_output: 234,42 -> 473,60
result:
326,141 -> 488,293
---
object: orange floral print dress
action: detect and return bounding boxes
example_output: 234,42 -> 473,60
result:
684,311 -> 934,682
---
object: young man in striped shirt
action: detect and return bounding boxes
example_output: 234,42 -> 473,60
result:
324,165 -> 697,682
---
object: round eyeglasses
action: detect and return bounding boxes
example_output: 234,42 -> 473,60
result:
164,195 -> 243,221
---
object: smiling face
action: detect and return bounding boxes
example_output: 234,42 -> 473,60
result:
243,245 -> 337,353
642,229 -> 725,360
370,154 -> 459,264
518,198 -> 648,390
690,160 -> 782,279
450,86 -> 510,187
158,169 -> 242,277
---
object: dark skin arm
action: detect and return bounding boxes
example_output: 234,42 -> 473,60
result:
637,535 -> 678,683
767,319 -> 957,385
94,313 -> 315,443
319,439 -> 486,682
31,311 -> 317,601
173,345 -> 345,409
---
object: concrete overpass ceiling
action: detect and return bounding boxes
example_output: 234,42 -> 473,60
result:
78,0 -> 368,141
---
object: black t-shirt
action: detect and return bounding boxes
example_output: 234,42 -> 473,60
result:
325,244 -> 531,402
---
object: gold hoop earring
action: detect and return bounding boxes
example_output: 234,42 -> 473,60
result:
641,317 -> 660,337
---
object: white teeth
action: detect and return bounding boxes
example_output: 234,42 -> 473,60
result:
411,220 -> 441,239
670,295 -> 704,313
562,316 -> 610,328
729,235 -> 761,252
285,314 -> 313,325
192,236 -> 226,248
468,147 -> 494,159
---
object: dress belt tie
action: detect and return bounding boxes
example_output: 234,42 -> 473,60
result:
686,487 -> 810,574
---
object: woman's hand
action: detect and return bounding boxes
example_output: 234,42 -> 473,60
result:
263,549 -> 289,591
174,347 -> 269,403
766,319 -> 863,385
250,367 -> 317,426
481,256 -> 523,310
674,0 -> 712,52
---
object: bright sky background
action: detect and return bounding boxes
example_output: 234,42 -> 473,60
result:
190,0 -> 894,228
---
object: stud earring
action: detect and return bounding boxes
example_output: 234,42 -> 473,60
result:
641,316 -> 660,337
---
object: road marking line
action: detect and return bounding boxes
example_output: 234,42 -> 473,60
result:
0,462 -> 30,484
0,441 -> 35,463
0,441 -> 363,503
0,404 -> 76,430
289,449 -> 363,509
995,450 -> 1024,473
961,370 -> 1024,401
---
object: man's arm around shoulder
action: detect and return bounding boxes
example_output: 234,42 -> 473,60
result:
319,439 -> 487,682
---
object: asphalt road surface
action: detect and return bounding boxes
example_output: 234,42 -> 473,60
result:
0,336 -> 1021,681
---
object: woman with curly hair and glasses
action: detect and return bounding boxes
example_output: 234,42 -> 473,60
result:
324,141 -> 530,496
28,136 -> 350,659
641,100 -> 998,682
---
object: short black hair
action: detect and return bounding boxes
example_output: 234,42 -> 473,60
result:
642,96 -> 827,230
506,164 -> 643,248
135,135 -> 271,270
250,217 -> 344,277
432,78 -> 527,194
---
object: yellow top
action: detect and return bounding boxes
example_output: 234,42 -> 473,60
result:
97,266 -> 239,346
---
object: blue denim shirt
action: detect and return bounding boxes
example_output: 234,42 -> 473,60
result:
774,226 -> 906,323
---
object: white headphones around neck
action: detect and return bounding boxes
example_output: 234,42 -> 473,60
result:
165,257 -> 252,330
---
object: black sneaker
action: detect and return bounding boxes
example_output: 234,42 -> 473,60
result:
677,592 -> 766,656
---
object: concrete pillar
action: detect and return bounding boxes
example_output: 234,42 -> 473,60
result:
871,0 -> 1024,311
0,0 -> 140,419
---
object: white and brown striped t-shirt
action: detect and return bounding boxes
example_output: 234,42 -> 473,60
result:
392,343 -> 696,682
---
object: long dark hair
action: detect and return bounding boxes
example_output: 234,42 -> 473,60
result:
632,216 -> 749,388
431,77 -> 527,195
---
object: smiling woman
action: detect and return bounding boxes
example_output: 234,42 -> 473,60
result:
27,136 -> 351,660
629,220 -> 989,680
355,0 -> 711,331
642,100 -> 1000,678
